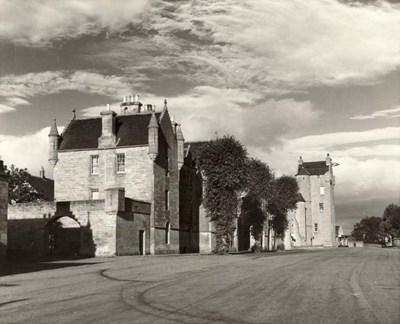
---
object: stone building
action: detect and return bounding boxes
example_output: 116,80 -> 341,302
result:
180,141 -> 216,253
285,154 -> 337,248
8,96 -> 192,258
0,160 -> 9,262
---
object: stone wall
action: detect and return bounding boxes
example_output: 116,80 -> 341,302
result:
116,199 -> 151,255
55,146 -> 154,202
297,171 -> 336,247
7,189 -> 151,259
0,165 -> 9,261
152,121 -> 180,254
179,158 -> 202,253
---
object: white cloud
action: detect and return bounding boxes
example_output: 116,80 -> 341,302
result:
0,104 -> 15,114
125,0 -> 400,91
250,127 -> 400,211
5,97 -> 30,106
350,106 -> 400,120
0,0 -> 150,46
80,86 -> 320,146
0,70 -> 136,103
0,127 -> 53,177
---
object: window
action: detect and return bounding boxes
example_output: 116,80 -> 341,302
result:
319,203 -> 324,212
116,153 -> 125,173
165,190 -> 169,210
320,186 -> 324,195
165,221 -> 170,244
314,223 -> 318,232
90,189 -> 99,200
91,155 -> 99,174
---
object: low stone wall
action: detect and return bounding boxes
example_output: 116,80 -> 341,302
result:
8,200 -> 113,259
8,190 -> 152,260
0,179 -> 9,262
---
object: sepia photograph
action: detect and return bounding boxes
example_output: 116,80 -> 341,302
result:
0,0 -> 399,323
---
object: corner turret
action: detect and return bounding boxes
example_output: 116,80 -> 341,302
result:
148,112 -> 159,161
176,124 -> 185,169
326,153 -> 332,173
48,119 -> 60,167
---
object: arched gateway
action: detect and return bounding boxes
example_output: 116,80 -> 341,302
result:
45,216 -> 81,257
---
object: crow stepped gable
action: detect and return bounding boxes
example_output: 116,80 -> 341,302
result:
8,96 -> 214,258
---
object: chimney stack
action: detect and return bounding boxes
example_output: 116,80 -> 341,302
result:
40,166 -> 45,179
98,105 -> 117,148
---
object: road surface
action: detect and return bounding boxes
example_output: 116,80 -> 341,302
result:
1,248 -> 399,323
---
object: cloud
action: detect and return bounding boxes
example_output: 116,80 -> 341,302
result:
80,86 -> 320,146
101,0 -> 400,92
0,70 -> 137,104
0,0 -> 150,46
0,127 -> 53,177
249,127 -> 400,218
0,104 -> 15,114
350,106 -> 400,119
2,1 -> 400,93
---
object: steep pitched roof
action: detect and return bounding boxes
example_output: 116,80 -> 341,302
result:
59,113 -> 161,151
29,176 -> 54,201
184,141 -> 208,160
296,193 -> 306,202
296,161 -> 328,176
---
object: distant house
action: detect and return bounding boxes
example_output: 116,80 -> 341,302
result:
284,155 -> 337,249
28,167 -> 54,201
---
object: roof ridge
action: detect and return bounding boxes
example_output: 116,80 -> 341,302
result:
61,115 -> 76,138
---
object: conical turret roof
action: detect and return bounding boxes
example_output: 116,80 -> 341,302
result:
48,119 -> 59,136
176,125 -> 184,141
148,112 -> 158,128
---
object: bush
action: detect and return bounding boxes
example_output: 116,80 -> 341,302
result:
251,242 -> 261,253
277,243 -> 285,251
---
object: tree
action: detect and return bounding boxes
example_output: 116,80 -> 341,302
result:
6,166 -> 44,204
351,216 -> 384,243
382,203 -> 400,239
241,158 -> 274,241
267,175 -> 299,236
198,136 -> 248,253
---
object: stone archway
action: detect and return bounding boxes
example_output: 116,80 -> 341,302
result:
45,216 -> 81,258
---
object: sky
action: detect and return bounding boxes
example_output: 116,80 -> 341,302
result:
0,0 -> 399,233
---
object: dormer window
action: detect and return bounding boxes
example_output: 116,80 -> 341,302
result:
116,153 -> 125,173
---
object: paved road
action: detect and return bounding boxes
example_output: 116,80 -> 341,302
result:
0,248 -> 399,323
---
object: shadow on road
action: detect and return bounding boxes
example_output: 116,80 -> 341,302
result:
0,298 -> 30,308
0,259 -> 101,277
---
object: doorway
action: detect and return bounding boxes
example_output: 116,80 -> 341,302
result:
139,230 -> 145,255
